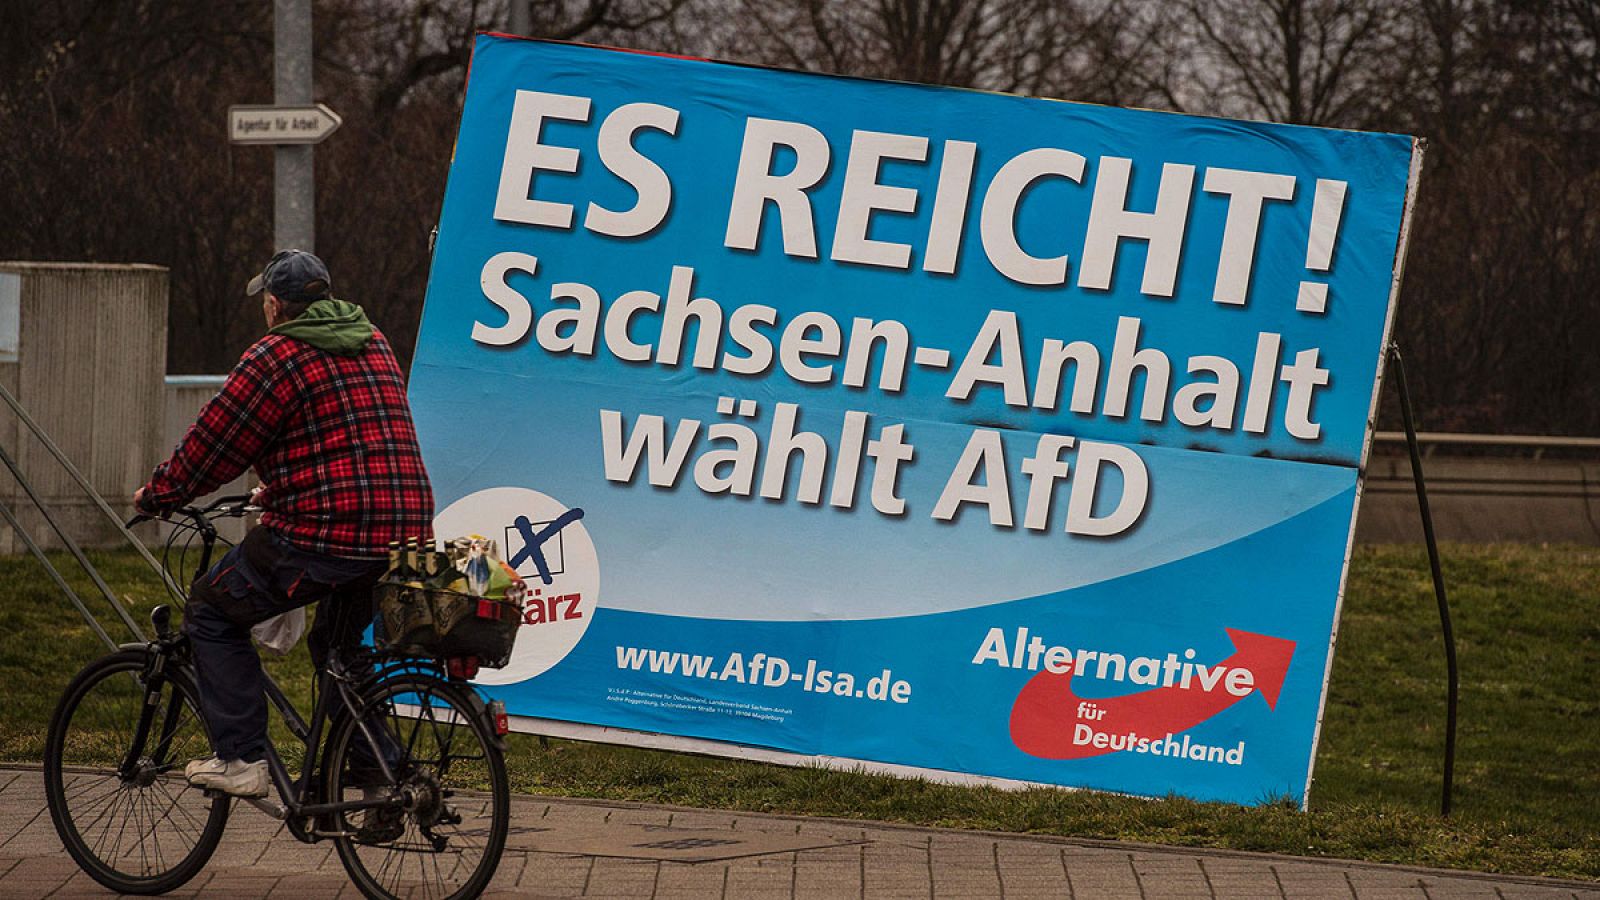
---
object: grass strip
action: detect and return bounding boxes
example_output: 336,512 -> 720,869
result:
1,543 -> 1594,878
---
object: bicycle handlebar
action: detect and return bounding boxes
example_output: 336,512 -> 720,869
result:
125,493 -> 260,530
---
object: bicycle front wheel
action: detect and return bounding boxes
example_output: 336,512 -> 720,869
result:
326,673 -> 510,900
43,648 -> 230,895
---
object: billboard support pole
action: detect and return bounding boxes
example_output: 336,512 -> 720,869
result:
1389,342 -> 1458,817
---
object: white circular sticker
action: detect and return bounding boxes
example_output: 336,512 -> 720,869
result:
432,487 -> 598,685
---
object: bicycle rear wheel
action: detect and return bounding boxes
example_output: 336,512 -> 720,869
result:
325,673 -> 509,900
43,648 -> 230,894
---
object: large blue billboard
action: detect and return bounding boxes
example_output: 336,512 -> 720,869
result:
411,34 -> 1421,806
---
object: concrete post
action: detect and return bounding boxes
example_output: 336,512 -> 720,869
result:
0,263 -> 169,551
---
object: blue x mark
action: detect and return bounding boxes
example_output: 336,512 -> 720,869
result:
508,508 -> 586,585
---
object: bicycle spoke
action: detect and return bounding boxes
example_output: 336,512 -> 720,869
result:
397,701 -> 425,763
148,790 -> 175,875
107,685 -> 139,765
67,790 -> 123,835
74,789 -> 129,843
104,788 -> 128,866
332,674 -> 507,899
86,786 -> 125,858
427,714 -> 456,767
136,789 -> 152,874
149,795 -> 167,874
153,779 -> 207,843
153,696 -> 201,769
131,789 -> 147,870
48,654 -> 228,891
424,829 -> 447,897
64,774 -> 123,807
373,824 -> 403,887
149,781 -> 203,855
106,786 -> 134,866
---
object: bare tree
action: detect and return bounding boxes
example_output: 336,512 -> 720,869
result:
717,0 -> 1154,104
0,0 -> 695,373
3,0 -> 1599,435
1158,0 -> 1402,126
326,0 -> 689,118
312,0 -> 694,363
0,0 -> 277,370
1384,1 -> 1600,434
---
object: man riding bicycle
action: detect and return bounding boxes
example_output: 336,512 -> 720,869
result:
134,249 -> 433,799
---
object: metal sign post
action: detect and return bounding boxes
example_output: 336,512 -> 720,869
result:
508,0 -> 531,35
274,0 -> 314,251
1388,342 -> 1460,817
230,1 -> 338,251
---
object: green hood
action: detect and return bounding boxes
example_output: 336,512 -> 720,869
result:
270,298 -> 374,356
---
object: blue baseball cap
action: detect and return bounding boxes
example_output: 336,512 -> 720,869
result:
246,249 -> 331,303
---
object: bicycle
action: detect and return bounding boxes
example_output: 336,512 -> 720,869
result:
41,495 -> 512,898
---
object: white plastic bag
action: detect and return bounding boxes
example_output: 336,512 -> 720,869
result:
251,606 -> 307,656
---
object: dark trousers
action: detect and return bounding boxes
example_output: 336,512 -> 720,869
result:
184,526 -> 386,762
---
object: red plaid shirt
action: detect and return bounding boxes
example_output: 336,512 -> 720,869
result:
142,329 -> 434,558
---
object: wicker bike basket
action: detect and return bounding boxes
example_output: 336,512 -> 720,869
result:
372,580 -> 523,668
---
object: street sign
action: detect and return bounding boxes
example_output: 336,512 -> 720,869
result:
228,103 -> 341,145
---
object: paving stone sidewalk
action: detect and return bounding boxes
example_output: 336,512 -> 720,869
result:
2,767 -> 1594,899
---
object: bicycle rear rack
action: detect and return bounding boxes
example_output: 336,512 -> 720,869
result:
0,379 -> 184,650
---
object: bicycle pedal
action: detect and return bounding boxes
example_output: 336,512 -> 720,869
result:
244,796 -> 288,819
310,829 -> 359,838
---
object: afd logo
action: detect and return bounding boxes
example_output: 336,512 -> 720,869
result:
504,510 -> 585,584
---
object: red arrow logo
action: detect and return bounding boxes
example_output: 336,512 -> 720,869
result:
1009,628 -> 1295,760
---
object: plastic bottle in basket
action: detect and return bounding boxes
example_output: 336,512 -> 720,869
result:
458,535 -> 495,596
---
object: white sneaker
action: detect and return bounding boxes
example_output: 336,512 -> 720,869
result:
184,757 -> 269,798
183,755 -> 222,782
